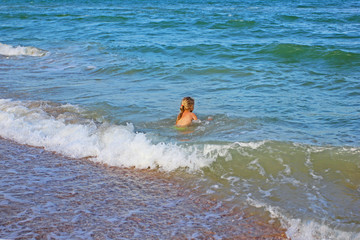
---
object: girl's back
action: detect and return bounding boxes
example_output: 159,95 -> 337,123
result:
176,110 -> 196,126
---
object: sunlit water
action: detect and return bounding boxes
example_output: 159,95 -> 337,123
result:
1,0 -> 359,239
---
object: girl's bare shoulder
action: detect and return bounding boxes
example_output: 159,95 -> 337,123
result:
191,112 -> 198,120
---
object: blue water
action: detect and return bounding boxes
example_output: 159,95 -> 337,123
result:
2,0 -> 359,145
1,0 -> 360,239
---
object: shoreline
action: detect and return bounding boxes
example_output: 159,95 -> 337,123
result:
0,137 -> 288,239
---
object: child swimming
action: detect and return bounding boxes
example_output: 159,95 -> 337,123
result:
176,97 -> 198,127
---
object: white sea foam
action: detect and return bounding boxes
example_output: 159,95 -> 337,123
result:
201,140 -> 267,161
0,42 -> 47,57
0,99 -> 213,171
246,197 -> 360,240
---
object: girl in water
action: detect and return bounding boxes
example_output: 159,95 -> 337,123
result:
176,97 -> 198,127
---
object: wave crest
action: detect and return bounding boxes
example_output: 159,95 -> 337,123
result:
0,43 -> 47,57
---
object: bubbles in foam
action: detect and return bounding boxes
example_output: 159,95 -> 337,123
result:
0,99 -> 99,158
0,42 -> 47,57
95,123 -> 213,171
246,197 -> 360,240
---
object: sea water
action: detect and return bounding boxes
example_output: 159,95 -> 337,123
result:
0,0 -> 359,239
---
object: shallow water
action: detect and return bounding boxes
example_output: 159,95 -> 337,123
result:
0,138 -> 287,239
1,0 -> 360,239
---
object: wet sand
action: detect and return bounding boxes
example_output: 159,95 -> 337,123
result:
0,138 -> 287,239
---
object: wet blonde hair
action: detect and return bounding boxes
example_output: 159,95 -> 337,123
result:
177,97 -> 195,121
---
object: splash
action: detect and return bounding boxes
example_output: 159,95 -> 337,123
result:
246,198 -> 360,240
0,43 -> 47,57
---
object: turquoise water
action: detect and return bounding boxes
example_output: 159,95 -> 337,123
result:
1,0 -> 360,239
1,0 -> 359,145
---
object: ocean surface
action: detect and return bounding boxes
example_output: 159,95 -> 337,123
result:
1,0 -> 359,239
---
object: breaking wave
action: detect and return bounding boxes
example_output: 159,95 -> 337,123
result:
0,99 -> 212,171
0,43 -> 47,57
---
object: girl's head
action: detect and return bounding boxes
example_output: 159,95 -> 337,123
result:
180,97 -> 195,112
177,97 -> 195,121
